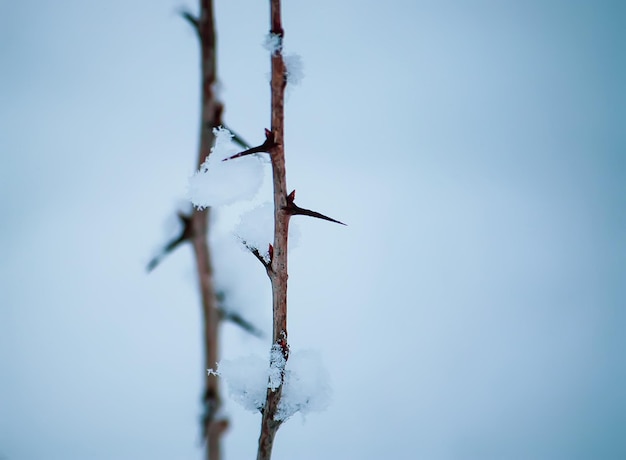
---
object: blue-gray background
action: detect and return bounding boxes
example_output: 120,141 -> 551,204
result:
1,1 -> 624,459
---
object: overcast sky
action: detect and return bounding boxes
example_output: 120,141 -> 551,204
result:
1,1 -> 624,459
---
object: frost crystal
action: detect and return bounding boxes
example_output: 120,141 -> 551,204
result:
268,344 -> 287,391
284,54 -> 304,86
188,127 -> 264,208
263,33 -> 283,54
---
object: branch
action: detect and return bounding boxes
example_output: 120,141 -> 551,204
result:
192,1 -> 226,459
239,239 -> 272,272
257,1 -> 289,459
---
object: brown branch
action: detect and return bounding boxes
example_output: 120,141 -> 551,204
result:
256,1 -> 289,459
192,1 -> 226,460
149,82 -> 223,459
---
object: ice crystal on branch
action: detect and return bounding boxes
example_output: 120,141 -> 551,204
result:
188,127 -> 264,208
268,344 -> 287,391
262,34 -> 304,87
263,33 -> 283,54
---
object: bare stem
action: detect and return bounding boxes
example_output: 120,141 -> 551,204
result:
256,1 -> 290,459
193,1 -> 227,459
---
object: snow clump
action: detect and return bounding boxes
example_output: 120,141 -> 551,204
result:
211,348 -> 331,421
188,127 -> 264,208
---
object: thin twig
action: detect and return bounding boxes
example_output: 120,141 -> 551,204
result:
256,1 -> 290,459
191,1 -> 227,459
240,239 -> 272,272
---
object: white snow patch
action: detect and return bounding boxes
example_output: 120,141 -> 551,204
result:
211,355 -> 268,412
188,127 -> 264,208
212,349 -> 331,420
276,350 -> 332,421
235,202 -> 274,259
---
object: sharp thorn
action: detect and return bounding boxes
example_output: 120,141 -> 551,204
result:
286,204 -> 347,226
287,190 -> 296,204
180,10 -> 199,32
146,213 -> 194,273
218,307 -> 264,338
222,124 -> 251,150
222,134 -> 277,161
